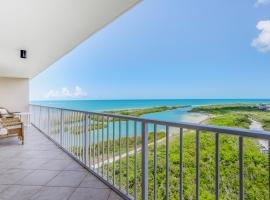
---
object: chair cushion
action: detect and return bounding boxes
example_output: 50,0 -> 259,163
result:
0,109 -> 8,115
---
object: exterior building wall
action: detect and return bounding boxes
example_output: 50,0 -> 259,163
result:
0,77 -> 29,112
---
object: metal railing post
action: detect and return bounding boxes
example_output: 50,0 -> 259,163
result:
239,137 -> 244,200
48,108 -> 50,136
215,133 -> 220,200
39,106 -> 41,129
142,121 -> 148,200
60,109 -> 64,146
84,113 -> 88,164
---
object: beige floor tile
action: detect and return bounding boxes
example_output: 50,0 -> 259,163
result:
68,187 -> 110,200
0,127 -> 124,200
0,169 -> 33,184
0,185 -> 42,200
30,186 -> 75,200
17,170 -> 60,186
79,174 -> 108,189
46,171 -> 86,187
37,159 -> 72,171
108,191 -> 123,200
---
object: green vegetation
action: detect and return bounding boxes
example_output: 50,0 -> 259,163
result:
103,104 -> 269,199
190,104 -> 270,131
66,104 -> 269,199
104,106 -> 189,116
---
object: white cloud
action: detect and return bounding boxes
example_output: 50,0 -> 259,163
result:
255,0 -> 270,6
251,20 -> 270,53
44,86 -> 88,99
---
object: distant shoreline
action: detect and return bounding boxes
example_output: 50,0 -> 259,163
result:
31,99 -> 270,112
103,106 -> 189,116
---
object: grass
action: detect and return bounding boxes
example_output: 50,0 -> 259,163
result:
191,104 -> 270,131
104,106 -> 189,116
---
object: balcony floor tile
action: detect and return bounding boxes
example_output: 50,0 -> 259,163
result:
16,170 -> 60,186
46,170 -> 87,187
0,185 -> 42,200
0,127 -> 124,200
68,187 -> 111,200
30,186 -> 75,200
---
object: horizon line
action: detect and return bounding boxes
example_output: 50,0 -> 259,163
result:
31,98 -> 270,101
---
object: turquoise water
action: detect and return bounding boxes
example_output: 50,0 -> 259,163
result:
32,99 -> 270,123
32,99 -> 270,112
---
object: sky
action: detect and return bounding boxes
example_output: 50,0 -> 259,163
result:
30,0 -> 270,100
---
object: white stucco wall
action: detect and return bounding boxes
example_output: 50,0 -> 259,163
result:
0,77 -> 29,112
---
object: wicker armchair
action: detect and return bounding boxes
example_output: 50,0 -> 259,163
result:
0,109 -> 24,144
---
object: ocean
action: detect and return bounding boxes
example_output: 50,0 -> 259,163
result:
32,99 -> 270,123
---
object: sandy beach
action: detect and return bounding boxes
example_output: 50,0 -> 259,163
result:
249,119 -> 268,150
181,112 -> 210,124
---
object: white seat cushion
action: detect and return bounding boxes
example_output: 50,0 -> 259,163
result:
0,109 -> 8,115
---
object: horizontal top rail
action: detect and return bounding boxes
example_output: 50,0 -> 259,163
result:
30,104 -> 270,140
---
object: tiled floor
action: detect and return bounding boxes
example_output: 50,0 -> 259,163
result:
0,127 -> 123,200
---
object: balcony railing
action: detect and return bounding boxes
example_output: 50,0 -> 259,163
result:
30,104 -> 270,200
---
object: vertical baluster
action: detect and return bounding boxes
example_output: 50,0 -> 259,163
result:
66,112 -> 69,151
70,112 -> 72,154
71,112 -> 74,154
69,112 -> 72,153
61,110 -> 63,147
142,121 -> 148,200
65,111 -> 67,150
76,113 -> 78,158
268,140 -> 270,200
84,113 -> 88,165
180,128 -> 184,200
239,137 -> 244,200
102,116 -> 104,177
80,113 -> 82,160
196,130 -> 200,200
73,112 -> 75,153
97,116 -> 100,173
60,109 -> 63,146
78,113 -> 80,158
74,112 -> 77,157
113,118 -> 115,186
107,117 -> 110,181
48,108 -> 50,137
93,115 -> 96,171
71,112 -> 75,155
79,113 -> 81,160
215,133 -> 220,200
74,112 -> 77,156
39,106 -> 41,129
89,114 -> 92,169
154,124 -> 157,200
134,121 -> 138,199
73,112 -> 75,156
126,120 -> 129,195
81,113 -> 84,162
119,119 -> 122,190
166,125 -> 169,200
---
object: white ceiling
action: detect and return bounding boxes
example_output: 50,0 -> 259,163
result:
0,0 -> 141,78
